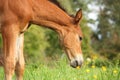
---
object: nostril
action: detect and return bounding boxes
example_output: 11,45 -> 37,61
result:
70,60 -> 83,68
70,60 -> 79,68
75,60 -> 79,66
76,60 -> 83,67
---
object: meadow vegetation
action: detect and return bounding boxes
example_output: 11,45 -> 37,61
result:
0,56 -> 120,80
0,0 -> 120,80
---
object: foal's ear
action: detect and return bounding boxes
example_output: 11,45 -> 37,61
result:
74,9 -> 82,24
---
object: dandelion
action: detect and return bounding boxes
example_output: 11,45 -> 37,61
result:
92,55 -> 97,60
113,70 -> 118,74
102,66 -> 107,71
76,66 -> 80,69
86,69 -> 90,73
91,65 -> 95,68
93,75 -> 97,79
86,58 -> 92,65
86,58 -> 92,62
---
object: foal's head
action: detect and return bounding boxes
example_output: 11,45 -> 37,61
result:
60,9 -> 83,68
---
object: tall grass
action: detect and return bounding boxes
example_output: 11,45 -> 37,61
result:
0,58 -> 120,80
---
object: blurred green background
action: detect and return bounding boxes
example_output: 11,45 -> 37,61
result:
0,0 -> 120,65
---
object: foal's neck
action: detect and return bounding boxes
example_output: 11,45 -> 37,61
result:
31,0 -> 73,31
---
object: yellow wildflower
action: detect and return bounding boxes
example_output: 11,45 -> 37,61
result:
86,58 -> 92,65
113,70 -> 118,74
91,65 -> 95,68
102,66 -> 107,71
86,69 -> 90,73
93,75 -> 97,79
92,55 -> 97,60
76,66 -> 80,69
86,58 -> 92,62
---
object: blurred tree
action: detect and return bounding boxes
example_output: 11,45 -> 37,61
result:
24,25 -> 50,63
92,0 -> 120,60
56,0 -> 74,14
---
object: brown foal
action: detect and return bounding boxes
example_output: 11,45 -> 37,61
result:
0,0 -> 83,80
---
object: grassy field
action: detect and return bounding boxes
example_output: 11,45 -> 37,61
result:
0,59 -> 120,80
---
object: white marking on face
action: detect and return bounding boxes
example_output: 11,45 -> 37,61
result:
70,53 -> 84,67
77,54 -> 83,61
71,54 -> 84,62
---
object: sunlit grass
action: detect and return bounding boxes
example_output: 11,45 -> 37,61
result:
0,58 -> 120,80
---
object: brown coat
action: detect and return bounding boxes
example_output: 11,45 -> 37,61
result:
0,0 -> 83,80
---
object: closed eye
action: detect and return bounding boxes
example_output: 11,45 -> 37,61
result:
79,37 -> 82,41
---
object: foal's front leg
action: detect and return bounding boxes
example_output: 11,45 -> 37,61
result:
2,25 -> 19,80
15,34 -> 25,80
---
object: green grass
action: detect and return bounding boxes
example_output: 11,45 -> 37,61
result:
0,59 -> 120,80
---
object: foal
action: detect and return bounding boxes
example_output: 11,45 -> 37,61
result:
0,0 -> 83,80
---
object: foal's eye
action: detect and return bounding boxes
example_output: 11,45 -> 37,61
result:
79,37 -> 82,41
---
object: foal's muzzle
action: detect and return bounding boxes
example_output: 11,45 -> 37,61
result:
70,55 -> 83,68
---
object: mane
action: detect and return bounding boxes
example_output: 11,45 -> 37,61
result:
44,0 -> 74,26
49,0 -> 66,12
